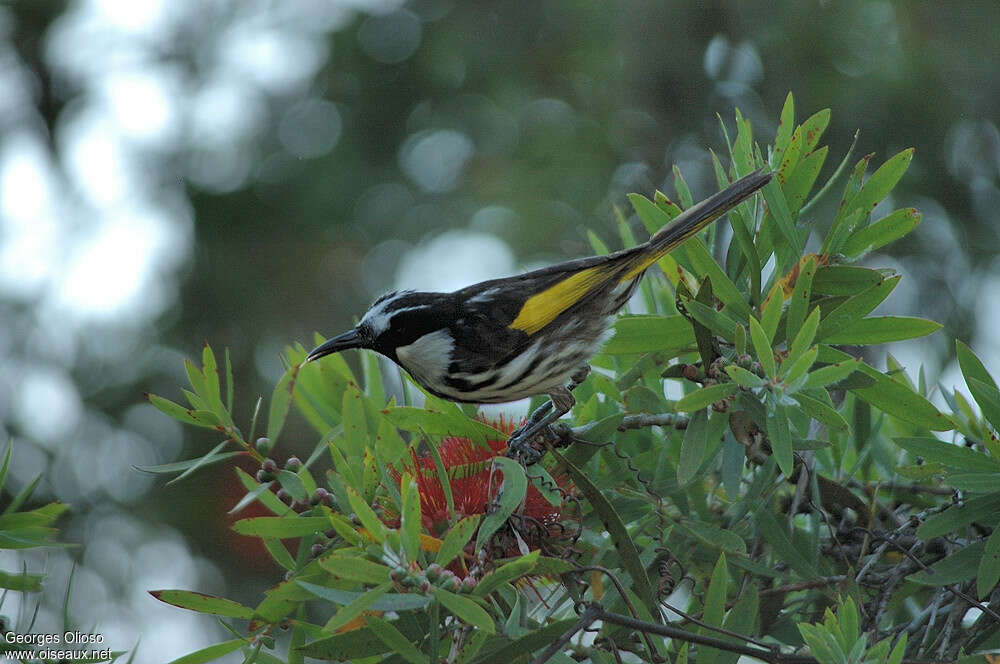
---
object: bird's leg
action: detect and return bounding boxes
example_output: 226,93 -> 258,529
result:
507,366 -> 591,464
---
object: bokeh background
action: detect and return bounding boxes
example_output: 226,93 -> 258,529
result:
1,0 -> 998,659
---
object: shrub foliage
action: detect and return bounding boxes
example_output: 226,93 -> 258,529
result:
147,96 -> 1000,664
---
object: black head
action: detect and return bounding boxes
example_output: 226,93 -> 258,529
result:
305,290 -> 451,364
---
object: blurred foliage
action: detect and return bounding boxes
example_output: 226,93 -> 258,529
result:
149,105 -> 1000,662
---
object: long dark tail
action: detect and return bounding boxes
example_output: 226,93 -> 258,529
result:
648,169 -> 772,251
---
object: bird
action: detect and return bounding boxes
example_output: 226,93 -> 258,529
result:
306,170 -> 772,460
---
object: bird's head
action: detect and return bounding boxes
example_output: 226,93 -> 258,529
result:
304,290 -> 448,365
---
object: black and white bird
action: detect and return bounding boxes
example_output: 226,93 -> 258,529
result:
306,170 -> 772,455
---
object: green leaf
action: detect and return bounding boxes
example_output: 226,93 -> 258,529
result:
231,516 -> 331,539
893,437 -> 1000,473
811,266 -> 884,296
436,515 -> 481,568
275,469 -> 308,503
978,527 -> 1000,599
845,362 -> 952,431
166,639 -> 245,664
383,407 -> 505,445
767,404 -> 794,476
678,411 -> 708,486
909,541 -> 983,586
262,538 -> 295,570
802,359 -> 863,389
968,377 -> 1000,433
785,257 -> 817,348
628,192 -> 673,234
474,550 -> 540,598
846,148 -> 914,216
684,299 -> 739,342
755,509 -> 819,579
957,340 -> 998,391
467,619 -> 581,664
399,471 -> 421,561
267,364 -> 299,445
603,315 -> 695,355
675,383 -> 737,413
434,587 -> 495,633
725,365 -> 764,388
816,275 -> 900,341
676,520 -> 746,555
476,458 -> 527,551
917,491 -> 1000,539
748,316 -> 776,378
146,394 -> 219,429
787,306 -> 821,369
700,553 -> 729,664
0,569 -> 44,592
550,448 -> 657,615
365,615 -> 425,664
134,450 -> 242,476
794,392 -> 849,431
149,590 -> 253,619
823,316 -> 941,345
318,582 -> 393,632
784,145 -> 827,216
673,165 -> 694,208
683,238 -> 751,321
346,486 -> 387,544
319,555 -> 392,585
761,176 -> 803,256
842,208 -> 922,259
781,346 -> 818,387
799,108 -> 831,154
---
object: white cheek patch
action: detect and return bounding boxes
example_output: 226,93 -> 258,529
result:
396,329 -> 455,385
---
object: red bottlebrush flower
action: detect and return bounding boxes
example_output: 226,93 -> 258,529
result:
394,415 -> 569,547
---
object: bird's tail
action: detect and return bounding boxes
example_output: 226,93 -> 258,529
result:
623,170 -> 772,279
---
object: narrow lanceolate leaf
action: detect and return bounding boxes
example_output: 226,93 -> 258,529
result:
784,145 -> 828,215
725,365 -> 765,388
473,550 -> 540,598
436,515 -> 481,568
319,555 -> 392,585
145,394 -> 219,429
812,266 -> 884,296
817,276 -> 900,341
794,393 -> 849,431
772,92 -> 795,167
267,364 -> 299,445
841,208 -> 922,259
678,411 -> 709,486
767,404 -> 793,476
476,458 -> 527,551
603,315 -> 695,354
823,316 -> 941,345
802,359 -> 863,389
434,588 -> 495,633
365,616 -> 425,664
785,256 -> 817,347
551,449 -> 657,615
628,192 -> 673,234
749,316 -> 776,378
149,590 -> 253,619
346,486 -> 387,544
684,300 -> 739,342
909,541 -> 983,586
978,527 -> 1000,599
675,383 -> 737,413
782,346 -> 818,387
683,238 -> 752,320
231,516 -> 331,539
699,553 -> 729,664
755,509 -> 819,579
893,437 -> 1000,473
382,408 -> 505,445
957,340 -> 999,391
166,639 -> 245,664
968,377 -> 1000,433
787,307 -> 821,368
917,491 -> 1000,539
846,148 -> 914,217
399,471 -> 420,561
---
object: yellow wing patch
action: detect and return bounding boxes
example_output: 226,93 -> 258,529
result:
510,266 -> 608,334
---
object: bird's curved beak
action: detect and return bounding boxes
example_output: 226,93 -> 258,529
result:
305,328 -> 363,363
